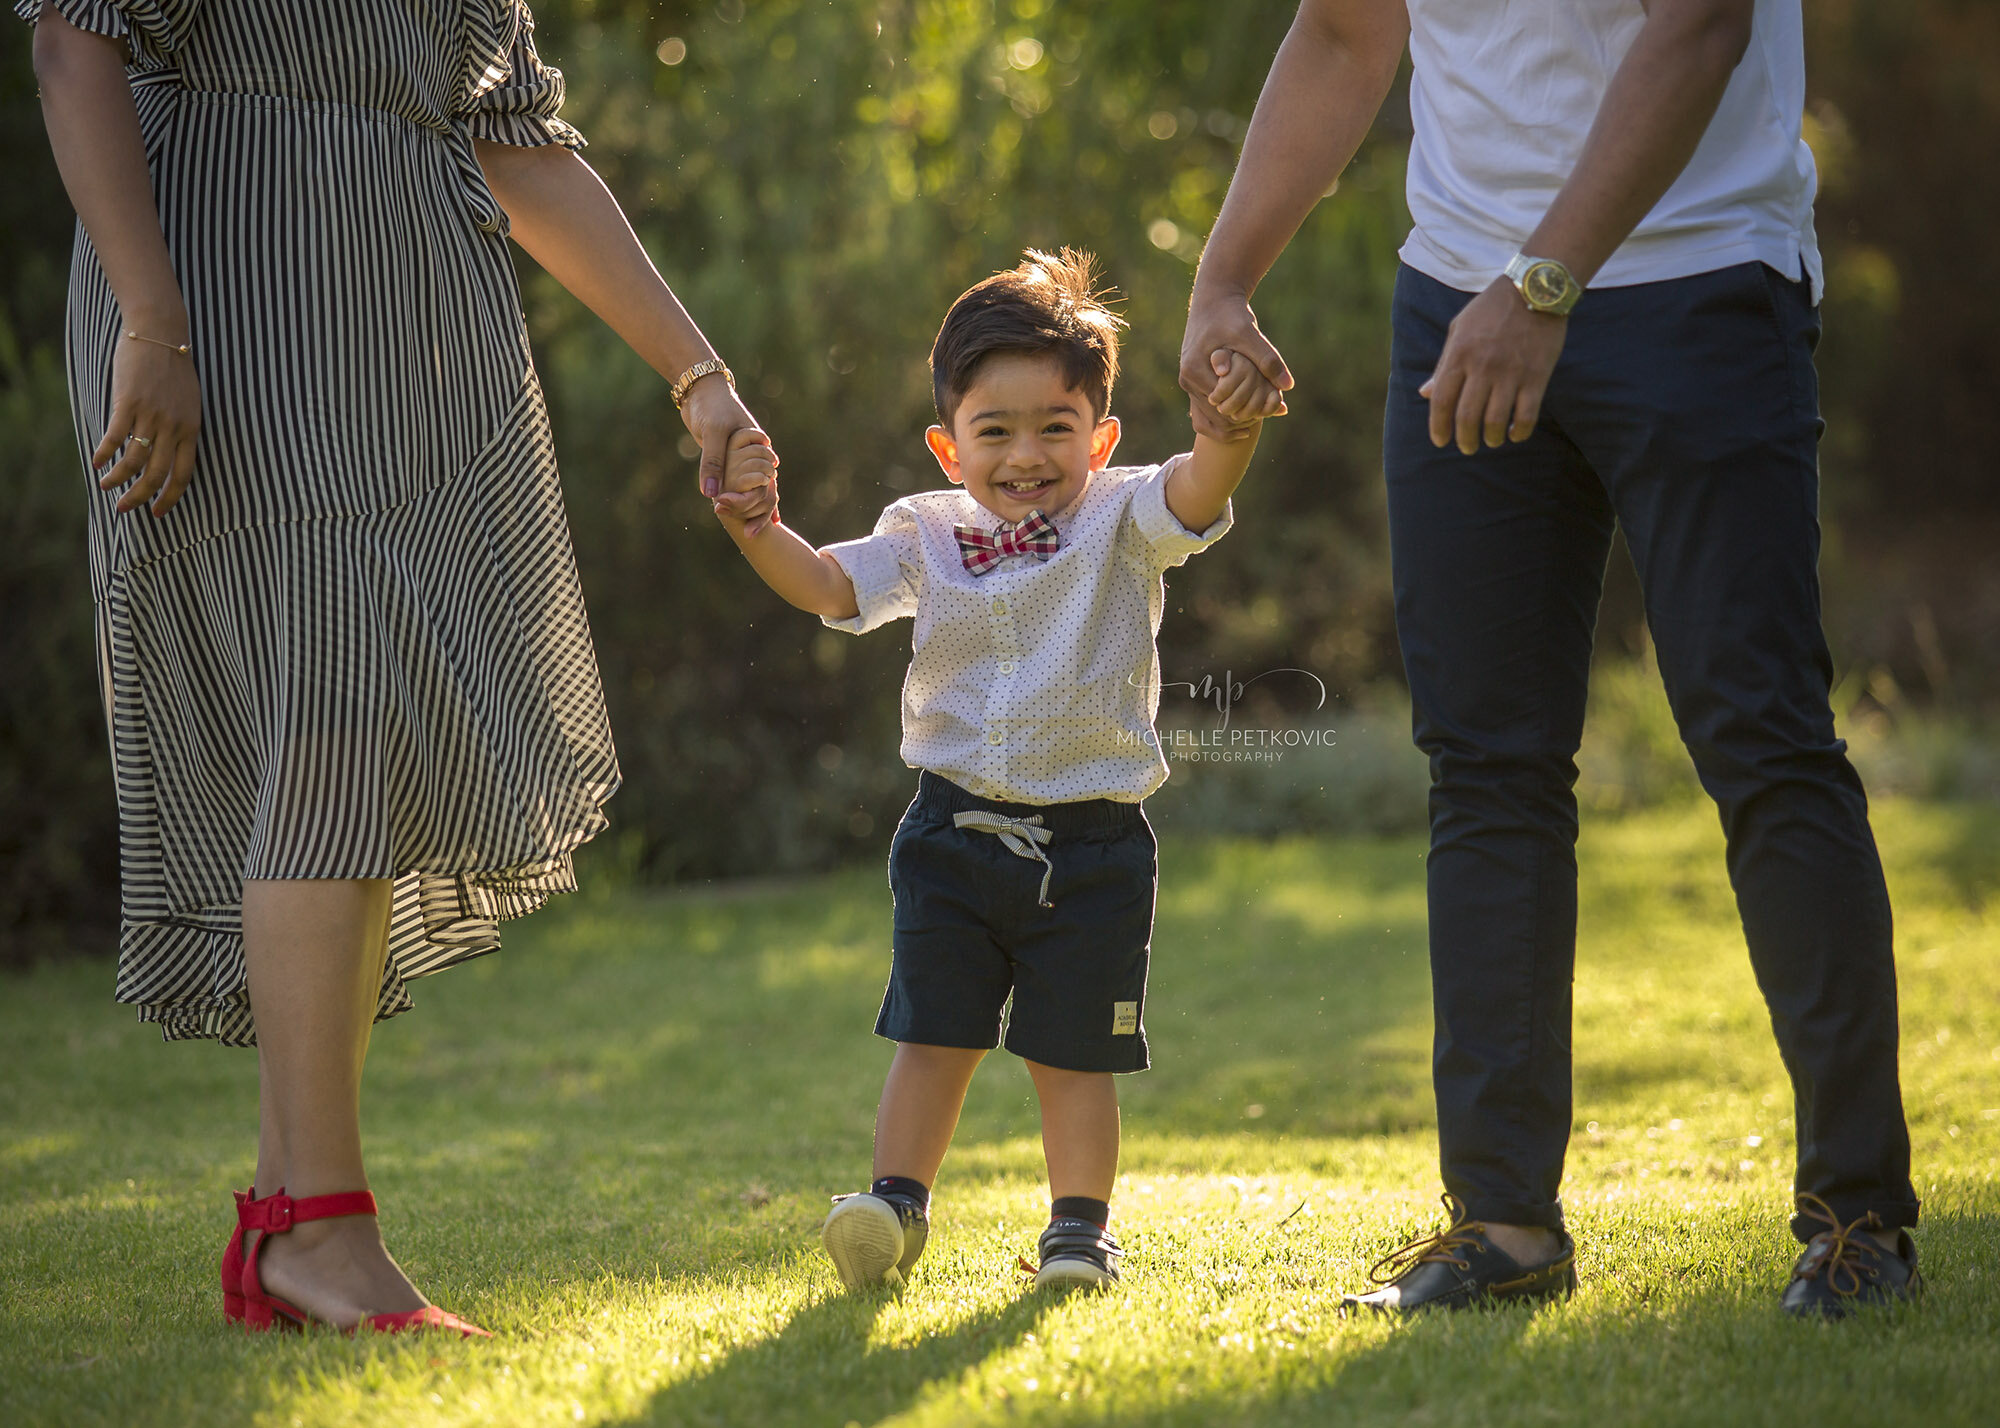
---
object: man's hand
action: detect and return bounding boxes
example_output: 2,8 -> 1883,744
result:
711,425 -> 779,538
1419,278 -> 1569,454
1180,288 -> 1293,442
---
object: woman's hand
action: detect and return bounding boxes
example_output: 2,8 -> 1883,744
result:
679,371 -> 768,499
94,334 -> 202,515
34,10 -> 202,515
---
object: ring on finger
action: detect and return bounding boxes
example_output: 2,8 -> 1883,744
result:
130,434 -> 154,449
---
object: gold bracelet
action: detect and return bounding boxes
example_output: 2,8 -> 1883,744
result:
671,357 -> 733,410
124,329 -> 192,357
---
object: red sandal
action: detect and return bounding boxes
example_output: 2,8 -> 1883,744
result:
221,1186 -> 275,1323
239,1190 -> 490,1338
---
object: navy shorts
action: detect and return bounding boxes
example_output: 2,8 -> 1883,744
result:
878,771 -> 1158,1073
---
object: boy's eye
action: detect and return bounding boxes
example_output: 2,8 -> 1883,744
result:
978,426 -> 1007,439
1043,422 -> 1072,435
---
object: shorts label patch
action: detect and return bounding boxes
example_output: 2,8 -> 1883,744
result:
1112,1001 -> 1139,1035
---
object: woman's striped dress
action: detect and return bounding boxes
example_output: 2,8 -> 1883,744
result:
20,0 -> 621,1045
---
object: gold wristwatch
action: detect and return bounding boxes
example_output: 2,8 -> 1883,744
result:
671,357 -> 734,410
1504,253 -> 1583,316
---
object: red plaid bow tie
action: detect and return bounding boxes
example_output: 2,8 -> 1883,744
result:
955,509 -> 1060,575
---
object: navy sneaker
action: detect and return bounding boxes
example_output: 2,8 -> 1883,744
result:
1029,1217 -> 1122,1290
822,1192 -> 929,1289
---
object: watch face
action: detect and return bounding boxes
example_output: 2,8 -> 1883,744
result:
1522,262 -> 1572,310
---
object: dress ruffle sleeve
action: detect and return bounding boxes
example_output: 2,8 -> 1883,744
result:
459,0 -> 586,150
12,0 -> 193,65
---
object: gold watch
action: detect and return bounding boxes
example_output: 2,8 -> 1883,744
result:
671,357 -> 734,410
1503,253 -> 1583,316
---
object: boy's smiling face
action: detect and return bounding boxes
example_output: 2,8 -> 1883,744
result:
926,352 -> 1121,522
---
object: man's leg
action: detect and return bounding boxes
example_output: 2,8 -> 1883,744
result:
1562,263 -> 1917,1242
1384,265 -> 1615,1244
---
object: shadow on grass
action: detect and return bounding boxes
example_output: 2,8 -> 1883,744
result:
358,838 -> 1450,1186
1140,1209 -> 2000,1428
13,813 -> 1989,1427
612,1285 -> 1057,1428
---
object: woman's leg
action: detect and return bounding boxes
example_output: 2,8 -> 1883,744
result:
243,877 -> 426,1325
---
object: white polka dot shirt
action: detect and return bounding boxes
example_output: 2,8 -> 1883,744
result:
821,457 -> 1231,804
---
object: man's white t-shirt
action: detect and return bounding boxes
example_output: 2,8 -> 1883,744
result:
1399,0 -> 1822,299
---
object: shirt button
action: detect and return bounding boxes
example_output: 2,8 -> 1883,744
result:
987,730 -> 1003,745
991,597 -> 1007,615
998,660 -> 1016,674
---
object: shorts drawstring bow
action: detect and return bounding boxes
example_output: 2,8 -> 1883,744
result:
952,811 -> 1056,907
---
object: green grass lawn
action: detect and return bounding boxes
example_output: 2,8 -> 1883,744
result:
3,799 -> 1998,1427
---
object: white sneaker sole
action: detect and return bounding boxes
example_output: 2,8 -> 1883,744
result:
822,1195 -> 907,1289
1032,1255 -> 1117,1291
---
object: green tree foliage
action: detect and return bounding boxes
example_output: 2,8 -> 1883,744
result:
1,21 -> 120,961
1805,0 -> 2000,522
2,2 -> 1993,964
520,0 -> 1409,885
1802,0 -> 2000,702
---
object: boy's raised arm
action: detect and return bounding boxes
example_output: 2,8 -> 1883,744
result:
1165,353 -> 1268,533
712,436 -> 859,620
728,522 -> 861,622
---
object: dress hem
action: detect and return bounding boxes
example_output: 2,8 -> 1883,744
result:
122,838 -> 604,1047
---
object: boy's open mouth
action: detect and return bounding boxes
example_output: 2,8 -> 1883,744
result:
996,477 -> 1056,497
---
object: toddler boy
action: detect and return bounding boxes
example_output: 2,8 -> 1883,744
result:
712,249 -> 1280,1288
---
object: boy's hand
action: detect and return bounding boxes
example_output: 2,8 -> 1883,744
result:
1205,349 -> 1287,427
712,426 -> 780,538
1169,353 -> 1268,533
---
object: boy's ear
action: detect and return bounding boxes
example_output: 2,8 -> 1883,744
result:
925,425 -> 963,485
1088,415 -> 1122,472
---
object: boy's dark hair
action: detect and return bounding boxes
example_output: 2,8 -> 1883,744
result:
931,247 -> 1126,427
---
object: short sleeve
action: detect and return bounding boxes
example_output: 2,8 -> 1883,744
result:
13,0 -> 193,65
820,502 -> 925,635
1126,453 -> 1232,568
459,1 -> 587,151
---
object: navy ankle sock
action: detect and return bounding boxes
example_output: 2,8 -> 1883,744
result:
872,1175 -> 929,1210
1051,1196 -> 1109,1227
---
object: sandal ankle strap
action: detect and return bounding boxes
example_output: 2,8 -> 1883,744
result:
233,1185 -> 283,1223
241,1190 -> 378,1233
